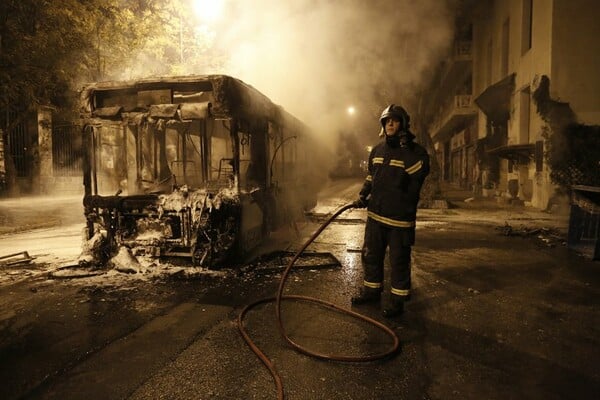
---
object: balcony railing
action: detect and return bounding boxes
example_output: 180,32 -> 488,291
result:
455,94 -> 472,108
436,40 -> 473,95
435,94 -> 474,124
430,94 -> 477,142
455,40 -> 472,58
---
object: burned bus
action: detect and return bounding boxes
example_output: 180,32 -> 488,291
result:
79,75 -> 318,267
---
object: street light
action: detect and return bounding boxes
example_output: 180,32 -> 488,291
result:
179,0 -> 224,68
347,106 -> 356,116
192,0 -> 225,24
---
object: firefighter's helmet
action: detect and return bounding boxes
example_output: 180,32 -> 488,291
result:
379,104 -> 410,131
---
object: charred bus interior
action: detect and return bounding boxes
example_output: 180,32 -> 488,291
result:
80,75 -> 317,268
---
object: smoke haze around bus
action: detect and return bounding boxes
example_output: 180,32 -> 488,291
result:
118,0 -> 458,157
215,0 -> 457,145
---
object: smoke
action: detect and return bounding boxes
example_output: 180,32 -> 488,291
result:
120,0 -> 459,161
210,0 -> 457,145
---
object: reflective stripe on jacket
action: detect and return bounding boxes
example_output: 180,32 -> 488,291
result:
359,139 -> 430,228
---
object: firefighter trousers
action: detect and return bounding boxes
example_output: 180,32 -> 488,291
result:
361,218 -> 413,300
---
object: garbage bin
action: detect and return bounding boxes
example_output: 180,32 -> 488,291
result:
568,185 -> 600,260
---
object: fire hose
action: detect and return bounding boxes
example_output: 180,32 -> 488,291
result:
237,203 -> 400,399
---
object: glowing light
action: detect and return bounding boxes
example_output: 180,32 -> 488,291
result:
192,0 -> 225,23
347,106 -> 356,116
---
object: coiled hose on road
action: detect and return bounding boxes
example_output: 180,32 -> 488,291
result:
237,203 -> 400,400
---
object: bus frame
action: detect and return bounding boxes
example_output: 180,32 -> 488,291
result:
79,74 -> 317,267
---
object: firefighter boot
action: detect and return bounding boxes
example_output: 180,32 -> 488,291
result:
382,296 -> 404,318
351,288 -> 381,305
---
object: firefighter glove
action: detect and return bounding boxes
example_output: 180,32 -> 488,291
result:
351,196 -> 368,208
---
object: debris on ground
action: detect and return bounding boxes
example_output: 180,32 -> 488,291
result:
108,247 -> 143,274
50,266 -> 105,279
47,259 -> 228,285
496,222 -> 566,247
305,211 -> 364,225
0,251 -> 35,267
78,230 -> 108,266
241,251 -> 342,275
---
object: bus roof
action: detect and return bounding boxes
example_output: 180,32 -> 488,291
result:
80,74 -> 304,129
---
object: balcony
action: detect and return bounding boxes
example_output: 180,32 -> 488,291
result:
474,73 -> 516,123
454,40 -> 472,60
438,40 -> 473,91
430,94 -> 477,143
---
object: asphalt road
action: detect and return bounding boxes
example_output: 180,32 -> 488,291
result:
0,179 -> 598,400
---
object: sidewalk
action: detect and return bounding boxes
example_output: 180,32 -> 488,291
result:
0,194 -> 83,235
433,181 -> 570,231
437,181 -> 559,210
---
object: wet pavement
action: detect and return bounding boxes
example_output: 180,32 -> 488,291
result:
0,179 -> 598,399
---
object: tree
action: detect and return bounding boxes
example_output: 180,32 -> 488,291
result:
0,1 -> 176,115
0,0 -> 175,194
0,0 -> 228,117
533,75 -> 600,190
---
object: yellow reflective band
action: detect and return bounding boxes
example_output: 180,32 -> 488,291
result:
367,211 -> 416,228
389,159 -> 405,167
372,157 -> 384,164
405,160 -> 422,175
364,280 -> 382,289
366,175 -> 372,181
391,287 -> 410,296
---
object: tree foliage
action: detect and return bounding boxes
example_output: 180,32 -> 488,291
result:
0,0 -> 228,118
0,0 -> 180,115
543,124 -> 600,189
533,75 -> 600,190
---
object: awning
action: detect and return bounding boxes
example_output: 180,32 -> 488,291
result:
475,73 -> 516,122
487,143 -> 534,163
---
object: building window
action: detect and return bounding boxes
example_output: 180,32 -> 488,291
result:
521,0 -> 533,54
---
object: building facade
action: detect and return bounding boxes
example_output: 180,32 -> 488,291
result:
424,0 -> 600,209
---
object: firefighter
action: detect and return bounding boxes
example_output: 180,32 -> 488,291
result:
351,104 -> 430,317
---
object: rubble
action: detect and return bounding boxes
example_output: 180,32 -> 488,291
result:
108,247 -> 143,274
496,222 -> 566,247
78,230 -> 108,266
240,251 -> 341,275
50,266 -> 104,279
48,258 -> 229,284
0,251 -> 35,267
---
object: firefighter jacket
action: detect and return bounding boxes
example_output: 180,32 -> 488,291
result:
359,137 -> 430,228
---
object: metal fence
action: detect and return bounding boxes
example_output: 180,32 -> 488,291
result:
6,112 -> 29,177
52,123 -> 82,177
568,185 -> 600,260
